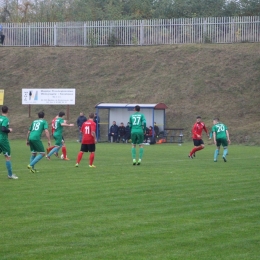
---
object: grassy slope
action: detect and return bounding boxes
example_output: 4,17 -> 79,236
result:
0,44 -> 260,143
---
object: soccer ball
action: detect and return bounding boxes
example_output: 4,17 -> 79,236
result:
60,154 -> 64,159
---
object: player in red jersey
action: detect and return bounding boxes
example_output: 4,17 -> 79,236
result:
46,115 -> 69,160
188,116 -> 209,159
75,112 -> 97,168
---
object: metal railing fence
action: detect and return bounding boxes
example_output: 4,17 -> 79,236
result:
1,16 -> 260,47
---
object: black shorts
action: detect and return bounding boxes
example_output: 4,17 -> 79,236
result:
81,144 -> 95,153
193,139 -> 204,146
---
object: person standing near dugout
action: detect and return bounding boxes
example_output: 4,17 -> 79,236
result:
188,116 -> 209,159
75,112 -> 97,168
77,112 -> 87,142
129,105 -> 146,165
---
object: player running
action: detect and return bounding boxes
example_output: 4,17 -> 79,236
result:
129,105 -> 146,165
75,112 -> 97,168
0,106 -> 18,179
46,112 -> 74,160
46,115 -> 69,159
211,118 -> 231,162
27,111 -> 51,173
46,115 -> 58,157
189,116 -> 209,159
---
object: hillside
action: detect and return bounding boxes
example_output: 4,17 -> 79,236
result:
0,44 -> 260,144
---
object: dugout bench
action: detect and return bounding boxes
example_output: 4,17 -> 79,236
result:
158,128 -> 184,143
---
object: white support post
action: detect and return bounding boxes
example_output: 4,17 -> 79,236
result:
54,24 -> 57,46
84,22 -> 86,46
140,20 -> 144,46
28,24 -> 31,47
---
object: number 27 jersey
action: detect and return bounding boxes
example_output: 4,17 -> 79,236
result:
129,112 -> 146,133
81,120 -> 96,144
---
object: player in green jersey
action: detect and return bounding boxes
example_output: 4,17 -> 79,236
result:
211,118 -> 231,162
0,106 -> 18,179
46,111 -> 74,160
129,105 -> 146,165
27,111 -> 51,173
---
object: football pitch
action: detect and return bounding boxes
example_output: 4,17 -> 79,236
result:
1,140 -> 260,260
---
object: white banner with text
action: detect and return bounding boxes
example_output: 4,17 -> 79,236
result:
22,89 -> 75,105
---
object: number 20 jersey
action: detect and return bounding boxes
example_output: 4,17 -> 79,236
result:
81,120 -> 96,144
211,123 -> 228,139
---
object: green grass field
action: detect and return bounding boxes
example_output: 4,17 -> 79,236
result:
1,140 -> 260,260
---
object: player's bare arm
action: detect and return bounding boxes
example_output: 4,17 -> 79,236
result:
213,132 -> 217,145
61,122 -> 74,127
26,130 -> 30,145
226,130 -> 231,144
92,131 -> 97,144
45,129 -> 51,146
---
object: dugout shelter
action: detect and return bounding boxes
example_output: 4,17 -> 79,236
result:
95,103 -> 168,142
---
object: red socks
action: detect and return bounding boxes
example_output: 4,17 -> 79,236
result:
190,146 -> 204,156
76,152 -> 95,165
77,151 -> 84,164
89,153 -> 95,165
48,146 -> 55,152
62,146 -> 67,158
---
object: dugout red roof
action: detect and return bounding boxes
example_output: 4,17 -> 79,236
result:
95,103 -> 168,110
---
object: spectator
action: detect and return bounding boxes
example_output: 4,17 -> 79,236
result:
109,121 -> 118,142
0,25 -> 5,46
118,122 -> 126,142
154,122 -> 159,137
144,126 -> 149,142
144,126 -> 153,143
94,113 -> 100,141
76,112 -> 87,142
125,122 -> 131,142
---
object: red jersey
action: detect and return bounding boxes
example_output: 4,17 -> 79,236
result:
51,116 -> 57,134
192,122 -> 208,140
81,120 -> 96,144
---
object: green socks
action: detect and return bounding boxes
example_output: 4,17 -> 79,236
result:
139,147 -> 144,159
131,147 -> 136,159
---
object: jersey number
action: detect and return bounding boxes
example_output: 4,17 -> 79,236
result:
32,122 -> 40,131
216,124 -> 225,132
84,126 -> 90,134
133,116 -> 141,125
54,121 -> 58,129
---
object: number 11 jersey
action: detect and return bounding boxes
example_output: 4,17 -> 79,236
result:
81,120 -> 96,144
